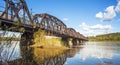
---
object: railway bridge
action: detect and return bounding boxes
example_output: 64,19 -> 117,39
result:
0,0 -> 88,47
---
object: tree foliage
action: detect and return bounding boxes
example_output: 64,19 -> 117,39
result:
88,32 -> 120,41
33,29 -> 46,46
33,29 -> 65,47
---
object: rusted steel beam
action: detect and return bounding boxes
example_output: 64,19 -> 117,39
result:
0,0 -> 33,25
32,13 -> 68,37
0,0 -> 88,40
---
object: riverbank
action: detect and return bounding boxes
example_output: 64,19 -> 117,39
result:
33,30 -> 68,49
0,37 -> 20,41
32,37 -> 67,49
88,32 -> 120,42
31,45 -> 69,50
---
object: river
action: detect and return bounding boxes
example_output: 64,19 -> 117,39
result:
0,41 -> 120,65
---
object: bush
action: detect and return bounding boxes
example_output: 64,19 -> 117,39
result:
33,30 -> 65,47
33,29 -> 46,46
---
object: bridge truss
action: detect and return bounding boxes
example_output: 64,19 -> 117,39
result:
0,0 -> 88,41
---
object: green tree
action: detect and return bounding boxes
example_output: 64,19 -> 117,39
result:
33,29 -> 46,46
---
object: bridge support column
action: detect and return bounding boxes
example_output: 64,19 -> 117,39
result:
72,38 -> 78,46
68,38 -> 73,48
73,39 -> 82,46
62,37 -> 73,48
76,39 -> 80,45
78,39 -> 84,45
20,32 -> 34,46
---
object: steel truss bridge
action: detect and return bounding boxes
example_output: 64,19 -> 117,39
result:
0,0 -> 88,46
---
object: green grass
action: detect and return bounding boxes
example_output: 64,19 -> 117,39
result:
0,37 -> 20,41
33,29 -> 65,47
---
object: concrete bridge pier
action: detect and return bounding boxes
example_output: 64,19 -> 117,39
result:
73,39 -> 84,45
78,39 -> 84,45
62,38 -> 85,47
76,39 -> 80,45
62,37 -> 73,48
72,39 -> 78,46
68,38 -> 73,48
20,32 -> 34,46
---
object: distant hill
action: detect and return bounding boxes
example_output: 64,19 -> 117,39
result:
88,32 -> 120,41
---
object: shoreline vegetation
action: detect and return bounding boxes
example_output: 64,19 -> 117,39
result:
0,37 -> 20,41
32,29 -> 68,49
1,32 -> 120,42
88,32 -> 120,42
0,29 -> 68,49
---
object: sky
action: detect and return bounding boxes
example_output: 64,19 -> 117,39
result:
25,0 -> 120,36
0,0 -> 120,36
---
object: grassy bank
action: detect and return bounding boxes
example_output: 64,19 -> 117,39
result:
0,37 -> 20,41
32,29 -> 66,48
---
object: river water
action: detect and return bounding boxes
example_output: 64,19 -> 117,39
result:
0,41 -> 120,65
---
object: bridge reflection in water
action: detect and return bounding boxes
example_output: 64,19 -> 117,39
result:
1,41 -> 120,65
0,41 -> 81,65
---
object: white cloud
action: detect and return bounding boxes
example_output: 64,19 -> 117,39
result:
79,22 -> 89,31
95,12 -> 103,19
63,18 -> 69,21
103,6 -> 116,21
95,6 -> 116,21
91,24 -> 113,30
78,22 -> 113,36
95,1 -> 120,21
115,1 -> 120,13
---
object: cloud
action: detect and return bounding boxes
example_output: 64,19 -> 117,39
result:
96,1 -> 120,21
63,18 -> 69,21
95,12 -> 103,19
95,6 -> 116,21
79,22 -> 89,31
78,22 -> 113,36
91,24 -> 113,30
115,1 -> 120,13
103,6 -> 116,21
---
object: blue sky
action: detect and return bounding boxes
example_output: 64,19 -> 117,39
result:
25,0 -> 120,36
0,0 -> 120,36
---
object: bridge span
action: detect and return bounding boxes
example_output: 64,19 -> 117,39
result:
0,0 -> 88,47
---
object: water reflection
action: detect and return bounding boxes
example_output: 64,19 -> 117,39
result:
20,46 -> 81,65
79,46 -> 114,60
0,41 -> 81,65
64,42 -> 120,65
0,41 -> 120,65
33,48 -> 66,65
0,41 -> 21,62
